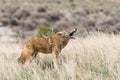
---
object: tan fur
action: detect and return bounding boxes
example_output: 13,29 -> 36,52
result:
18,28 -> 77,68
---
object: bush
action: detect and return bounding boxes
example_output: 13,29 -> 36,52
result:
36,25 -> 54,38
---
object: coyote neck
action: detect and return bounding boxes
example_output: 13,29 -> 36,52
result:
52,34 -> 70,49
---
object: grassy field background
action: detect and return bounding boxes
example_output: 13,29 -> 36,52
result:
1,34 -> 120,80
0,0 -> 120,11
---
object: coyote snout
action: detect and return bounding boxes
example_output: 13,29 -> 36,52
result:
18,28 -> 77,68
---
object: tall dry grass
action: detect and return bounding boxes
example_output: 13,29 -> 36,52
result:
1,34 -> 120,80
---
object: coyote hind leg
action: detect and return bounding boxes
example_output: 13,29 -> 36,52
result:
30,52 -> 38,62
17,47 -> 36,68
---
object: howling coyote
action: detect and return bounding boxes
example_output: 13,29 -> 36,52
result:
18,28 -> 77,68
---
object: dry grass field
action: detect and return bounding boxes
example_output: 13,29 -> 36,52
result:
1,34 -> 120,80
0,0 -> 120,80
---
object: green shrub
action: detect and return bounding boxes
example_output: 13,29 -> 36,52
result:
36,25 -> 54,38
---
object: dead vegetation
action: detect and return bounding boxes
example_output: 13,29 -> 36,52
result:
1,34 -> 120,80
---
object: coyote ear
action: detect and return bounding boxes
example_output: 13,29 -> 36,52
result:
57,32 -> 62,35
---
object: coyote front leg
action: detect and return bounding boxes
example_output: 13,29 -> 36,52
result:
52,48 -> 60,69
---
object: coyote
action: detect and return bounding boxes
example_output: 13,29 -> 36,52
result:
18,28 -> 77,68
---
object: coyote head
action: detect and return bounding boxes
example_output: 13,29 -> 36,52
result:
57,28 -> 77,39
